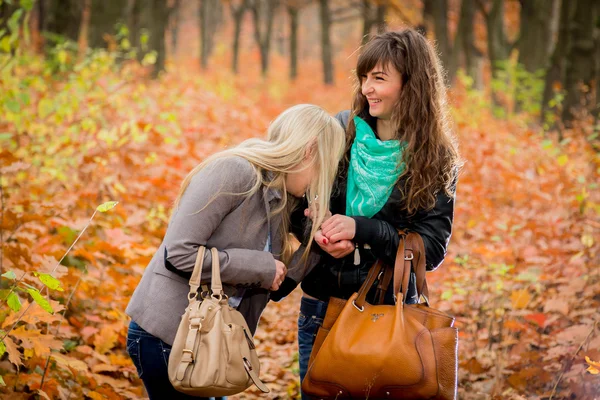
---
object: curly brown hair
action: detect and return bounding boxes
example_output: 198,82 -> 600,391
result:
348,29 -> 461,214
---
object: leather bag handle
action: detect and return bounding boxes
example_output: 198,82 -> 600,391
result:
188,246 -> 207,301
354,261 -> 384,310
209,247 -> 224,296
392,232 -> 430,303
187,246 -> 225,301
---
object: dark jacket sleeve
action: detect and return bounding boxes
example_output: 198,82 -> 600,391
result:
352,188 -> 455,271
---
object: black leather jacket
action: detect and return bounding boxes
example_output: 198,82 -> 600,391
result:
272,110 -> 456,303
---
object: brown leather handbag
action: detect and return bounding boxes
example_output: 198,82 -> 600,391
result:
168,246 -> 269,396
302,232 -> 458,399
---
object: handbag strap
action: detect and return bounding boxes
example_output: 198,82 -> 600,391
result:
209,247 -> 224,296
354,261 -> 384,309
392,232 -> 430,303
187,246 -> 225,301
188,246 -> 207,301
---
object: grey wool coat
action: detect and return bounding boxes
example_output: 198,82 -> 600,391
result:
126,156 -> 282,345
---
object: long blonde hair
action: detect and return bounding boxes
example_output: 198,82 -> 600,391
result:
174,104 -> 346,264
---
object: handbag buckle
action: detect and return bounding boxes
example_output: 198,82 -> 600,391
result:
182,349 -> 194,362
405,251 -> 414,261
352,300 -> 364,312
243,357 -> 253,371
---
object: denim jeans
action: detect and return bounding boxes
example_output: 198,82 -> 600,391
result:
297,296 -> 328,400
127,320 -> 225,400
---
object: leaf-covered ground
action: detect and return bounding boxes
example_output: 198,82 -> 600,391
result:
1,54 -> 599,399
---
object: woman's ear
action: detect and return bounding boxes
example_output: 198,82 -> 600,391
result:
304,139 -> 318,161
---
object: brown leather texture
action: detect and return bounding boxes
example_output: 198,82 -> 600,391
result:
302,232 -> 458,400
168,247 -> 269,396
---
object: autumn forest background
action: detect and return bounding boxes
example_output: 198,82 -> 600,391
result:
1,0 -> 599,399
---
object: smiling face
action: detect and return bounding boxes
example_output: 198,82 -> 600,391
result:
361,63 -> 402,121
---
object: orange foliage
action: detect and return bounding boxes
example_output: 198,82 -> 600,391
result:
1,32 -> 599,400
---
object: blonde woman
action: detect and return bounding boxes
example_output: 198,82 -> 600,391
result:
126,104 -> 346,399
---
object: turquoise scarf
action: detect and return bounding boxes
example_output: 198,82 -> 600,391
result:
346,116 -> 405,218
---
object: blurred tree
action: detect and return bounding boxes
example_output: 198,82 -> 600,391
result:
541,0 -> 573,129
77,0 -> 92,60
361,0 -> 387,45
424,0 -> 482,86
199,0 -> 223,70
89,0 -> 126,49
286,0 -> 310,80
458,0 -> 484,89
595,2 -> 600,124
515,0 -> 558,112
517,0 -> 556,74
42,0 -> 82,43
230,0 -> 251,73
477,0 -> 515,106
251,0 -> 280,76
170,0 -> 181,55
149,0 -> 171,78
126,0 -> 143,54
320,0 -> 334,84
562,0 -> 597,124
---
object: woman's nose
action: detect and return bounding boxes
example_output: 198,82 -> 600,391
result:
362,80 -> 372,95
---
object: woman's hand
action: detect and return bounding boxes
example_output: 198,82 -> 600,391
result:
269,260 -> 288,291
321,214 -> 356,243
314,230 -> 355,259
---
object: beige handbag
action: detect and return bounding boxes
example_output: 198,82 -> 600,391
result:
168,246 -> 270,396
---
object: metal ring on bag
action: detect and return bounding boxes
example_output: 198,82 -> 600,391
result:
352,300 -> 364,312
405,251 -> 414,260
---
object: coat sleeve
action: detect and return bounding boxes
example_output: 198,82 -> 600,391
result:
352,188 -> 455,271
163,156 -> 276,289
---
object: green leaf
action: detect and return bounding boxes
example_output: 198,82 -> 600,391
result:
96,201 -> 118,213
37,98 -> 53,119
0,375 -> 5,386
0,340 -> 5,358
1,271 -> 16,280
34,273 -> 63,292
0,133 -> 12,141
7,292 -> 21,312
20,0 -> 35,11
27,288 -> 53,314
5,99 -> 20,113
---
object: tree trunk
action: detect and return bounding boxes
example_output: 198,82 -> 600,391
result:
231,0 -> 249,74
320,0 -> 334,85
200,0 -> 223,70
170,0 -> 181,56
375,2 -> 387,33
251,0 -> 278,77
480,0 -> 512,106
149,0 -> 169,78
361,0 -> 373,46
514,0 -> 557,112
460,0 -> 483,89
44,0 -> 82,43
88,0 -> 126,49
541,0 -> 572,127
423,0 -> 451,84
289,5 -> 299,80
77,0 -> 92,60
562,0 -> 596,123
487,0 -> 510,75
126,0 -> 142,53
517,0 -> 556,73
595,2 -> 600,123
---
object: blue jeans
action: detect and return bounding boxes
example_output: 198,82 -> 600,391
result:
127,320 -> 225,400
297,297 -> 328,400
